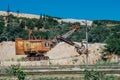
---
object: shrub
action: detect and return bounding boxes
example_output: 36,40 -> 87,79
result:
8,65 -> 27,80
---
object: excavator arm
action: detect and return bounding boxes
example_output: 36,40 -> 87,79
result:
55,25 -> 86,55
51,25 -> 80,47
56,35 -> 85,55
62,25 -> 79,39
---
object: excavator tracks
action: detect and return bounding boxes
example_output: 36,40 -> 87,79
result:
26,56 -> 49,61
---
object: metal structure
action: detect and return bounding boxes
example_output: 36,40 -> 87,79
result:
15,30 -> 51,60
82,20 -> 89,67
85,20 -> 89,67
15,25 -> 83,61
55,25 -> 86,55
56,36 -> 86,55
61,25 -> 79,39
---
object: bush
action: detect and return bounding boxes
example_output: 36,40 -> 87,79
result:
8,65 -> 27,80
84,69 -> 115,80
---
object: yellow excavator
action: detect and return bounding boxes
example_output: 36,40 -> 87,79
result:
15,25 -> 86,61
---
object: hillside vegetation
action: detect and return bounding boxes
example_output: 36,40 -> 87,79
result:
0,14 -> 120,55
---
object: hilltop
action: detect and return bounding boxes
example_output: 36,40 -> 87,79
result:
1,10 -> 120,27
1,11 -> 120,27
0,11 -> 93,26
0,11 -> 40,19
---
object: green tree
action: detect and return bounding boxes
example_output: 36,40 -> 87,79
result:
3,25 -> 23,41
104,38 -> 120,55
20,20 -> 26,28
104,25 -> 120,55
35,19 -> 43,29
89,26 -> 110,43
0,22 -> 5,34
26,19 -> 35,29
18,29 -> 29,40
8,65 -> 27,80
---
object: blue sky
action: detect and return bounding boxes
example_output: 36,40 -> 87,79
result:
0,0 -> 120,20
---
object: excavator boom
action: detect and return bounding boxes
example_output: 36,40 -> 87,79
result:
55,25 -> 86,55
56,35 -> 85,55
62,25 -> 79,39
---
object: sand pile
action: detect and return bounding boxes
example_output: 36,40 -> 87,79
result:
0,41 -> 25,61
46,42 -> 80,59
46,42 -> 104,65
46,42 -> 103,59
